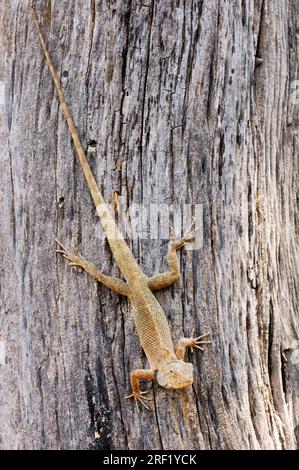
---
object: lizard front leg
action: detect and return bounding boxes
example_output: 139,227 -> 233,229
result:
176,331 -> 211,360
148,221 -> 197,291
125,369 -> 155,411
55,239 -> 130,296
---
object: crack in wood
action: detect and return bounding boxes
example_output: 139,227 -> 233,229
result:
139,0 -> 154,201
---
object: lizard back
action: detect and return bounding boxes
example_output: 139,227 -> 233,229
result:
130,279 -> 175,370
32,9 -> 175,372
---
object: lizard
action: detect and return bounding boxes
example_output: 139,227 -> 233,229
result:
31,7 -> 211,410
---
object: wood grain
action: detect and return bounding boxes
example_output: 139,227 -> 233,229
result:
0,0 -> 298,449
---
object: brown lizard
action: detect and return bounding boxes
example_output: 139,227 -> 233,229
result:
31,7 -> 211,410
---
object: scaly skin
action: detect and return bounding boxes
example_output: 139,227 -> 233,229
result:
32,8 -> 211,410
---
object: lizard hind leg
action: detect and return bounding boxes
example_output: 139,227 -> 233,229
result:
55,239 -> 130,296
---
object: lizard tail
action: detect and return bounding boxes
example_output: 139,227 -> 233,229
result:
31,7 -> 142,278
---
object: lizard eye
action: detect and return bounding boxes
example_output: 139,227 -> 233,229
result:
170,369 -> 173,373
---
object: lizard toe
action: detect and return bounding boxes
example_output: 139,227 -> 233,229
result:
137,397 -> 150,411
124,390 -> 151,411
190,331 -> 212,351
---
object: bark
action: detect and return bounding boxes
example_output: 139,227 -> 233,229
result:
0,0 -> 298,450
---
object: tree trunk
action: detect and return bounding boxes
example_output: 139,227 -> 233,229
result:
0,0 -> 298,450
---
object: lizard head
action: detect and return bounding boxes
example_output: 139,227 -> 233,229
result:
156,359 -> 193,389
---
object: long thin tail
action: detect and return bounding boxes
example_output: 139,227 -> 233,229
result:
31,8 -> 106,210
31,7 -> 140,277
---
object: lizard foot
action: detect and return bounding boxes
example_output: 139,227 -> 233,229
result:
55,239 -> 84,272
171,217 -> 199,249
182,217 -> 198,240
124,391 -> 151,412
189,330 -> 212,352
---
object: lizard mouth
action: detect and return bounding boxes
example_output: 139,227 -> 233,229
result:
171,379 -> 193,389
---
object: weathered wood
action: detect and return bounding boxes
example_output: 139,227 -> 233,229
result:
0,0 -> 298,450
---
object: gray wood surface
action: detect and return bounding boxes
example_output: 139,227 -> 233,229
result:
0,0 -> 298,450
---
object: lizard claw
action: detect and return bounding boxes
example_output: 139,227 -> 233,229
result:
171,217 -> 199,249
55,239 -> 71,258
189,330 -> 211,352
182,217 -> 199,243
55,238 -> 69,252
124,391 -> 151,411
55,239 -> 84,271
